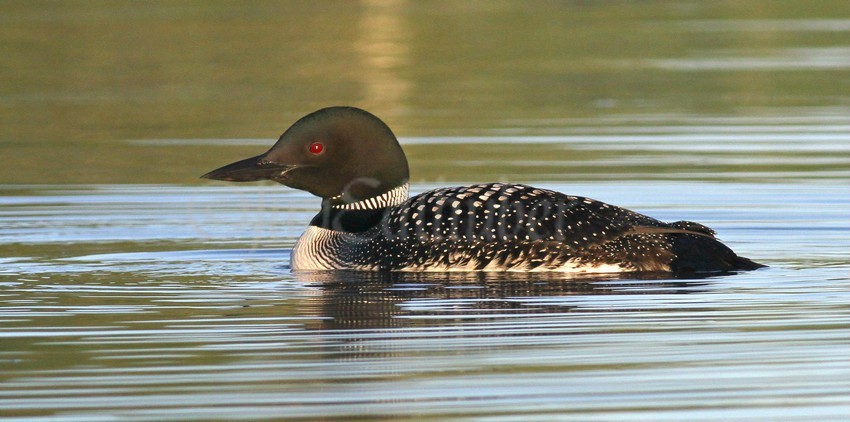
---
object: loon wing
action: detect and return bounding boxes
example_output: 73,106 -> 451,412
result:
382,183 -> 665,243
377,183 -> 755,272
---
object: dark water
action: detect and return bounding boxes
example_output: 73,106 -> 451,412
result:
3,1 -> 850,420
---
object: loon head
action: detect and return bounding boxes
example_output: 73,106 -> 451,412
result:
202,106 -> 410,205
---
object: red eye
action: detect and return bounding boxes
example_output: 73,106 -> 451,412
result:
309,142 -> 324,155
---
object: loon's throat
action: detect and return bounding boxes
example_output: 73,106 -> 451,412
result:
330,183 -> 410,210
311,183 -> 410,233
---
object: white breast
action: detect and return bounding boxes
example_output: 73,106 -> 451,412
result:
290,226 -> 339,270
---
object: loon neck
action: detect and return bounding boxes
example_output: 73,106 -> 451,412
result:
309,183 -> 410,233
329,183 -> 410,210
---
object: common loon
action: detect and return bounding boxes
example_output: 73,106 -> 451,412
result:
202,106 -> 764,273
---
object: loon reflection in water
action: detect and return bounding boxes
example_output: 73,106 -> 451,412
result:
294,271 -> 714,331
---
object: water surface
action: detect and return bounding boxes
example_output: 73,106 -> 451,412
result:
3,1 -> 850,420
3,138 -> 849,419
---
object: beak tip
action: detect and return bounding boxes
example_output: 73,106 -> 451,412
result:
201,172 -> 234,182
200,171 -> 217,180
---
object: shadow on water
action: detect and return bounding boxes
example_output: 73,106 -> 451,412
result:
291,270 -> 719,330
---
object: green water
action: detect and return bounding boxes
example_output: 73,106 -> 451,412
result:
2,1 -> 850,420
2,1 -> 849,184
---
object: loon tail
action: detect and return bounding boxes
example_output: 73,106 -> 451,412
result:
731,255 -> 767,271
666,232 -> 765,273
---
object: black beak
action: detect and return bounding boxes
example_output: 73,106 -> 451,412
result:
201,154 -> 295,182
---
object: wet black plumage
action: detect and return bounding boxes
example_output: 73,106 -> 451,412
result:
322,183 -> 762,272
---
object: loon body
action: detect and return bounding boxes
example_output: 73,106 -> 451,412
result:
203,107 -> 763,273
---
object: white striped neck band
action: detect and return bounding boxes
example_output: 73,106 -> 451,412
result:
331,183 -> 410,210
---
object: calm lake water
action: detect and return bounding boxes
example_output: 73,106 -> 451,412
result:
3,1 -> 850,420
